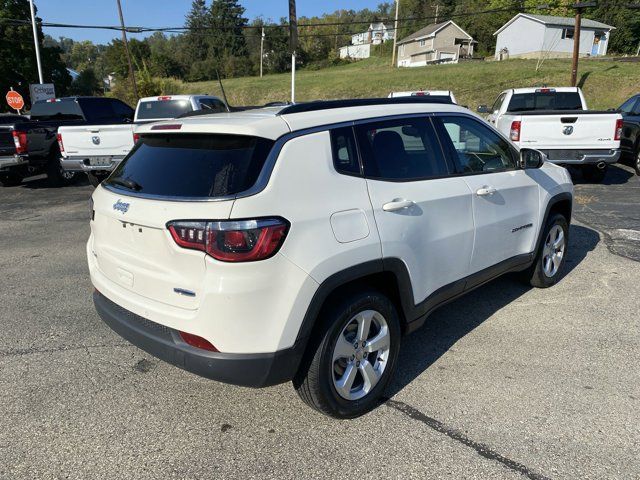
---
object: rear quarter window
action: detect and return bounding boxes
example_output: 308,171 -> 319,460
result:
105,134 -> 274,198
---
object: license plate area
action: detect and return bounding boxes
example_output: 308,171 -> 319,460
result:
85,156 -> 113,167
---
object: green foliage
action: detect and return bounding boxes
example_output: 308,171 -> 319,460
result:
68,68 -> 102,95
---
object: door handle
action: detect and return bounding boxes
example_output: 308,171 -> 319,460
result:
382,199 -> 415,212
476,186 -> 497,196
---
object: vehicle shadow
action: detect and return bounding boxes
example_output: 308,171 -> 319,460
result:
569,164 -> 634,186
384,223 -> 600,399
19,174 -> 91,189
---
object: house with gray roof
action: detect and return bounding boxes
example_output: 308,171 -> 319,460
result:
396,20 -> 475,67
494,13 -> 615,60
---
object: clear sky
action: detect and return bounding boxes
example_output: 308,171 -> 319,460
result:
35,0 -> 383,44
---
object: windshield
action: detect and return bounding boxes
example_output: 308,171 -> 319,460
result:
136,99 -> 193,120
507,92 -> 583,112
104,134 -> 274,198
30,100 -> 84,121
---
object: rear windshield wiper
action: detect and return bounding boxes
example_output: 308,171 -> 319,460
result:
109,177 -> 142,191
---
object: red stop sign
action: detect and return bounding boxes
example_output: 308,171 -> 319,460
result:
6,90 -> 25,111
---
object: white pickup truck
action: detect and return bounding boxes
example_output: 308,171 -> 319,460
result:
59,94 -> 227,186
478,87 -> 622,182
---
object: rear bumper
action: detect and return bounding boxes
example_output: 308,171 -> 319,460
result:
61,155 -> 124,172
93,290 -> 305,388
0,154 -> 27,171
541,149 -> 621,165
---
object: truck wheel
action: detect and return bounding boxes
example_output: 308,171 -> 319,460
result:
0,172 -> 22,187
582,165 -> 607,183
294,290 -> 401,419
87,172 -> 108,188
523,213 -> 569,288
47,154 -> 78,187
634,147 -> 640,176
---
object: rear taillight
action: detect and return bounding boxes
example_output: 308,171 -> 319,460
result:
133,133 -> 140,144
510,120 -> 521,142
614,119 -> 623,141
12,130 -> 27,154
56,133 -> 64,152
167,218 -> 289,262
178,331 -> 218,351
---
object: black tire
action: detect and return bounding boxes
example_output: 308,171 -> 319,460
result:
87,172 -> 108,188
294,290 -> 401,419
582,164 -> 607,183
634,147 -> 640,177
0,172 -> 22,187
46,151 -> 79,187
523,213 -> 569,288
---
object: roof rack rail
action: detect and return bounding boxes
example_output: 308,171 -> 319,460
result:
277,96 -> 454,115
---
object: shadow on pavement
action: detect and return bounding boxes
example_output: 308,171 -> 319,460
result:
385,224 -> 600,399
569,164 -> 634,186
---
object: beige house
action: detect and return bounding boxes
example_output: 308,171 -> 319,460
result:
396,20 -> 475,68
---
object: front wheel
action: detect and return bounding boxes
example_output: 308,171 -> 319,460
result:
634,148 -> 640,176
523,213 -> 569,288
294,290 -> 401,419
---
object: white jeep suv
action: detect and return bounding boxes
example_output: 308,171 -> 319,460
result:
89,98 -> 573,418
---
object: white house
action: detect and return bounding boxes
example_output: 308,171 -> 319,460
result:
494,14 -> 615,60
396,21 -> 475,68
351,22 -> 395,46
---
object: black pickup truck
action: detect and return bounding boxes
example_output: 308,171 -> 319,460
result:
0,114 -> 29,186
619,94 -> 640,175
2,97 -> 134,187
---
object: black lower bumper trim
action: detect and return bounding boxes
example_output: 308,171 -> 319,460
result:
93,291 -> 304,388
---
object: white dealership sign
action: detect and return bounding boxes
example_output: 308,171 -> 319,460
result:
29,83 -> 56,103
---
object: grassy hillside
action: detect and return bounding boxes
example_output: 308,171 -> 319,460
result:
177,56 -> 640,111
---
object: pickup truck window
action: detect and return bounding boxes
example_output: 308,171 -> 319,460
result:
619,96 -> 639,114
30,100 -> 84,121
105,134 -> 274,198
507,92 -> 583,112
491,93 -> 506,113
199,98 -> 227,113
137,99 -> 193,120
79,98 -> 133,123
435,116 -> 516,174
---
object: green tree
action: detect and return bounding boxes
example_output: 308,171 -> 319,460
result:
68,68 -> 102,96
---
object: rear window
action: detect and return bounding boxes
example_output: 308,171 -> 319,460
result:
136,99 -> 193,120
507,92 -> 583,112
105,134 -> 274,198
30,100 -> 84,121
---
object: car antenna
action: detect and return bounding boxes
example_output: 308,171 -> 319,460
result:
216,69 -> 231,112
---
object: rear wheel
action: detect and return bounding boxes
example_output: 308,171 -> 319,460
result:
582,164 -> 607,183
523,213 -> 569,288
634,147 -> 640,176
47,152 -> 78,187
0,172 -> 22,187
294,290 -> 401,418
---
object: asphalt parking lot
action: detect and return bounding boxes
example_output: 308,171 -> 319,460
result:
1,165 -> 639,480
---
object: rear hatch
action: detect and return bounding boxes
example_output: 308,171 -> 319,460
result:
60,124 -> 134,158
518,113 -> 621,149
91,133 -> 275,309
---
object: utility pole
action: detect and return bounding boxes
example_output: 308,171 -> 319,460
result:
390,0 -> 400,67
116,0 -> 138,99
570,2 -> 595,87
28,0 -> 44,84
289,0 -> 298,103
260,27 -> 265,78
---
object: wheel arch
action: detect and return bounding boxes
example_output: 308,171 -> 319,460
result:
534,192 -> 573,254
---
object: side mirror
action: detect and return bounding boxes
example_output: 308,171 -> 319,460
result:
519,148 -> 545,169
477,105 -> 490,114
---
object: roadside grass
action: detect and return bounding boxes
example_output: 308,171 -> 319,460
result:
176,56 -> 640,110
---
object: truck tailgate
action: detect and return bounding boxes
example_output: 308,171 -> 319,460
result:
518,112 -> 621,150
59,124 -> 134,157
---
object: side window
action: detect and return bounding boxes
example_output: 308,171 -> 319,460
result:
619,97 -> 639,114
111,100 -> 134,120
354,117 -> 449,181
330,127 -> 360,176
491,93 -> 506,113
435,116 -> 517,174
200,98 -> 227,113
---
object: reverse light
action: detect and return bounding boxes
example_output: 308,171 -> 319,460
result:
167,218 -> 289,262
57,133 -> 64,152
510,120 -> 521,142
12,130 -> 28,154
614,119 -> 623,141
178,331 -> 218,351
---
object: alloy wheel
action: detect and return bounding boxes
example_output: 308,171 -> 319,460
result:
542,224 -> 565,278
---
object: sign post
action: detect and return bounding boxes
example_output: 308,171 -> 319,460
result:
6,89 -> 25,114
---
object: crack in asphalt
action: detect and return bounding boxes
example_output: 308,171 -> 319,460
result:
0,342 -> 133,358
384,399 -> 552,480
